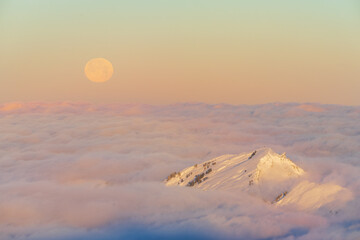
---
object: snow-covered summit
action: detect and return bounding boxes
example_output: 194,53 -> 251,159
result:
165,148 -> 352,210
166,148 -> 304,201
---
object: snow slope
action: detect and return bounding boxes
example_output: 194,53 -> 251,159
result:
165,148 -> 352,210
277,180 -> 352,210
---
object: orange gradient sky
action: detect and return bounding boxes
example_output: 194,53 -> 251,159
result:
1,0 -> 360,105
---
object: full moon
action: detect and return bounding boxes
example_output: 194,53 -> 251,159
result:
84,58 -> 114,83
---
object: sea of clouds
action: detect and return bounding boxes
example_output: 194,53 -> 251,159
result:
0,102 -> 359,240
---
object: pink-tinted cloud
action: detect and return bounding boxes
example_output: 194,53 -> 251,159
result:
0,102 -> 359,239
297,104 -> 325,113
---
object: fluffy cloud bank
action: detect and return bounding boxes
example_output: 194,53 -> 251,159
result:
0,102 -> 359,240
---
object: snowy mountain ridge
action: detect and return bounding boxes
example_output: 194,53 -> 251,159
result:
165,148 -> 352,210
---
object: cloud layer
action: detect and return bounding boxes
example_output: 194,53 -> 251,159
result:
0,102 -> 359,239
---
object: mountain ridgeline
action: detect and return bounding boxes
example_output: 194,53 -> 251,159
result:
165,148 -> 352,211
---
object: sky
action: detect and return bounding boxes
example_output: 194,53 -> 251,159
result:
0,102 -> 360,239
1,0 -> 360,105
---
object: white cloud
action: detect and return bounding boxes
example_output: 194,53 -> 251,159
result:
0,102 -> 359,239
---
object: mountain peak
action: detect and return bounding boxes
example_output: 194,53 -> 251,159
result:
253,148 -> 305,184
165,148 -> 304,194
165,148 -> 351,210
